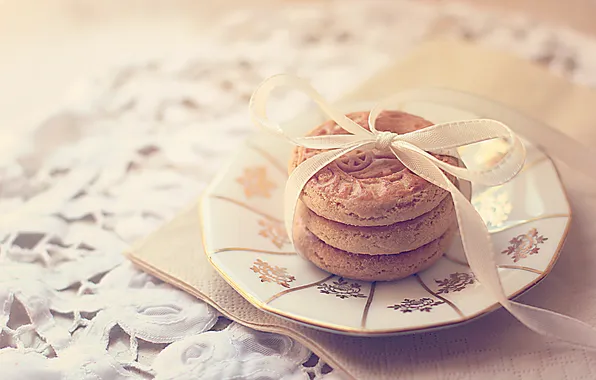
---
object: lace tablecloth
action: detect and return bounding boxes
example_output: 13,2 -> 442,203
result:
2,1 -> 596,378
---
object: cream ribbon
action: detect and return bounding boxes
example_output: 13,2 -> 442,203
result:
249,74 -> 596,349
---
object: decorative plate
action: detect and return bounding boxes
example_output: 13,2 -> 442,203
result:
199,89 -> 571,336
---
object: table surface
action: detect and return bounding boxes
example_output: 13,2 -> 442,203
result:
2,1 -> 596,379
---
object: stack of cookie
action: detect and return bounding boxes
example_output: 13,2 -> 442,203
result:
290,110 -> 461,281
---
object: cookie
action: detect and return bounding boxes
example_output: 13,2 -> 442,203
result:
297,195 -> 455,255
289,110 -> 459,226
293,217 -> 456,282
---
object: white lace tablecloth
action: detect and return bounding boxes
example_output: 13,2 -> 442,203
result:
2,1 -> 596,378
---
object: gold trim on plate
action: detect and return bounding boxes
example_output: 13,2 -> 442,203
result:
519,156 -> 549,173
444,247 -> 545,274
265,274 -> 335,304
360,282 -> 376,328
488,213 -> 570,233
497,265 -> 542,275
212,247 -> 296,255
211,195 -> 283,223
415,274 -> 465,318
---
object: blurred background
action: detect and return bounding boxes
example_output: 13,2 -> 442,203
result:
1,0 -> 594,135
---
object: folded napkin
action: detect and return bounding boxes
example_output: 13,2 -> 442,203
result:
127,39 -> 596,380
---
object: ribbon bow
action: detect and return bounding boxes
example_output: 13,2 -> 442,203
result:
250,74 -> 596,349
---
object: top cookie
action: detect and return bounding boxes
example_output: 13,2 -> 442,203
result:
289,110 -> 459,226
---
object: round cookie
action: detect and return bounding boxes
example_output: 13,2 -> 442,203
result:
297,195 -> 455,255
289,110 -> 459,226
293,218 -> 456,282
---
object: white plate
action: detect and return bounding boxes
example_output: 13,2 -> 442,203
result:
199,89 -> 571,336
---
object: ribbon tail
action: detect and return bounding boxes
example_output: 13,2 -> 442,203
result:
284,142 -> 374,242
391,145 -> 508,300
392,145 -> 596,351
507,301 -> 596,351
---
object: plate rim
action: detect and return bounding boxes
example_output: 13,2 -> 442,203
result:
198,153 -> 571,336
199,90 -> 573,336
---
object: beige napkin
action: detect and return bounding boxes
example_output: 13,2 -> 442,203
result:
126,39 -> 596,380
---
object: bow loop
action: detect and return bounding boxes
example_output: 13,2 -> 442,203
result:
249,74 -> 372,145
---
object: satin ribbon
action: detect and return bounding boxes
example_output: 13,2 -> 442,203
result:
249,74 -> 596,349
